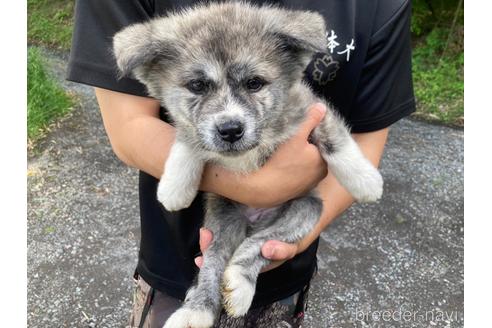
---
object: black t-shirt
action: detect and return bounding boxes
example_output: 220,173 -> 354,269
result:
67,0 -> 415,308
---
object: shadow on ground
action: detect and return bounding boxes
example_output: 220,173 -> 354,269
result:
27,50 -> 463,328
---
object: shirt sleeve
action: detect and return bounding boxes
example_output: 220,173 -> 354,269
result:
66,0 -> 155,97
348,0 -> 416,133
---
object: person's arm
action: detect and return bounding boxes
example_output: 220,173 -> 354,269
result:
259,128 -> 389,270
94,87 -> 328,208
94,88 -> 171,176
195,128 -> 389,270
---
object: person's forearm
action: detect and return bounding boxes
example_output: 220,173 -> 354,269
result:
95,87 -> 174,179
116,115 -> 176,178
200,164 -> 256,202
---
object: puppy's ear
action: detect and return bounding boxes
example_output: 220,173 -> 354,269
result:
267,9 -> 327,66
113,21 -> 177,78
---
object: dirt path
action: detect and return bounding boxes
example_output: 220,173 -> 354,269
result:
27,49 -> 464,327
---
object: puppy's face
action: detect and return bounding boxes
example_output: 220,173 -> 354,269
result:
166,52 -> 284,155
114,3 -> 326,155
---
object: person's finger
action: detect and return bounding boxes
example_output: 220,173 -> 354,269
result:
196,228 -> 213,269
296,103 -> 326,141
260,260 -> 285,273
199,228 -> 213,253
194,256 -> 203,268
261,240 -> 298,261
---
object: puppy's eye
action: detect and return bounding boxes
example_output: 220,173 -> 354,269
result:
186,79 -> 209,94
245,77 -> 265,92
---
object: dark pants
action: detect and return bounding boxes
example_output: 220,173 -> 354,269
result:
128,275 -> 309,328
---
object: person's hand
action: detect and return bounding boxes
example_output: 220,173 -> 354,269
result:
194,227 -> 320,272
243,103 -> 328,208
259,228 -> 319,271
194,228 -> 214,268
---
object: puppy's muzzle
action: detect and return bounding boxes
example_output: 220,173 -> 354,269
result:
216,120 -> 244,143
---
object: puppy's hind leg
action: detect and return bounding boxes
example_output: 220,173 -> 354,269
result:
163,196 -> 247,328
313,107 -> 383,202
222,194 -> 322,318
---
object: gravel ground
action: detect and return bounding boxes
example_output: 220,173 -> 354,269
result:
27,50 -> 463,328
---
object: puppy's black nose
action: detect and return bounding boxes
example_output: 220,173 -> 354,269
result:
217,121 -> 244,143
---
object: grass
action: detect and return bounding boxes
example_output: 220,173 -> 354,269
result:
412,29 -> 464,126
27,47 -> 74,144
27,0 -> 74,51
27,0 -> 76,147
411,0 -> 464,127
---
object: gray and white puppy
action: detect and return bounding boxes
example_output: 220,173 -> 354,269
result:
114,2 -> 383,327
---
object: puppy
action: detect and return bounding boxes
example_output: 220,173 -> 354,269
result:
114,2 -> 383,327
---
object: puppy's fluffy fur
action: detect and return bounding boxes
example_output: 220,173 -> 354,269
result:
114,2 -> 383,327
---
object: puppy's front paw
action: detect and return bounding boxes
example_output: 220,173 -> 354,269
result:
163,307 -> 214,328
350,166 -> 383,203
157,179 -> 197,211
222,265 -> 255,318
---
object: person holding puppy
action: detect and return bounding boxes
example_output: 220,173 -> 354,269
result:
68,1 -> 415,327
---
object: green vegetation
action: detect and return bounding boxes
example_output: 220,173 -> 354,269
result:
411,0 -> 464,127
27,0 -> 74,51
28,47 -> 74,143
27,0 -> 75,147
